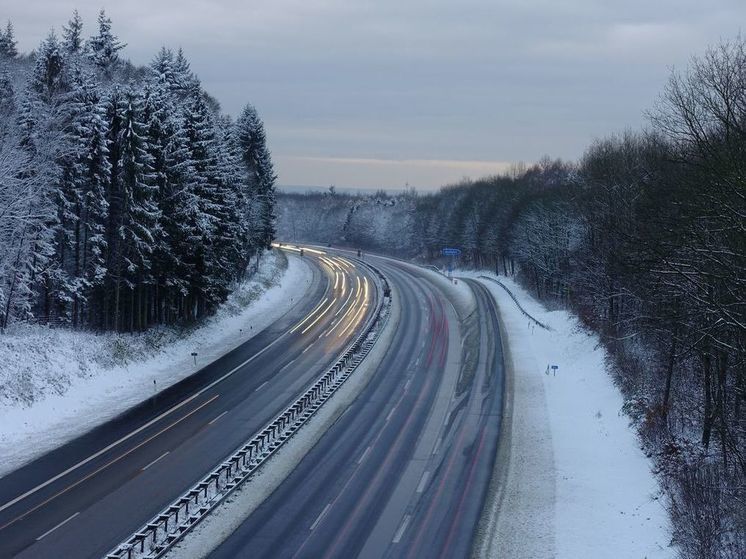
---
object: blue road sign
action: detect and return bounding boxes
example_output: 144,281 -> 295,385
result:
441,248 -> 461,256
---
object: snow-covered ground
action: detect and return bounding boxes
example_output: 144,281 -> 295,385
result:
466,271 -> 675,559
0,251 -> 313,477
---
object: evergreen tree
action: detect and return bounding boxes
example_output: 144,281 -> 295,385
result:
235,103 -> 277,250
141,82 -> 197,322
31,31 -> 69,103
62,10 -> 84,55
173,47 -> 197,93
0,69 -> 15,120
54,73 -> 110,325
182,91 -> 234,316
149,47 -> 176,89
110,90 -> 158,331
0,14 -> 277,332
0,21 -> 18,59
88,10 -> 125,70
13,88 -> 61,323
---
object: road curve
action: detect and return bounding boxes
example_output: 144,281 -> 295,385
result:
0,249 -> 378,559
208,254 -> 505,559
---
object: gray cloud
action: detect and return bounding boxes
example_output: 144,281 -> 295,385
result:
6,1 -> 745,189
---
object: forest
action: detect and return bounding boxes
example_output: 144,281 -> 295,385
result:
0,11 -> 276,333
277,38 -> 745,559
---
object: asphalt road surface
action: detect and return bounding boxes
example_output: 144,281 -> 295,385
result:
209,253 -> 505,559
0,249 -> 378,559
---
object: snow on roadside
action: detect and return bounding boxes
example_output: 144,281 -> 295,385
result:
0,251 -> 313,477
463,271 -> 675,559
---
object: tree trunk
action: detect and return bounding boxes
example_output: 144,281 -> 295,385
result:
702,350 -> 713,449
661,330 -> 678,419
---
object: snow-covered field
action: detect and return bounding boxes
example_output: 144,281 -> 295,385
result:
467,272 -> 675,559
0,251 -> 312,476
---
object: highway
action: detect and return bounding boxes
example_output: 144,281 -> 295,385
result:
208,254 -> 505,559
0,248 -> 378,558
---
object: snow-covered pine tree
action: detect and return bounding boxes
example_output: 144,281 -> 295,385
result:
173,48 -> 198,95
0,21 -> 18,59
235,103 -> 276,251
21,31 -> 80,323
141,79 -> 198,323
78,92 -> 111,327
57,69 -> 111,326
115,90 -> 158,331
11,87 -> 60,324
182,89 -> 234,318
0,69 -> 14,122
62,10 -> 84,55
87,10 -> 125,72
101,86 -> 125,329
214,114 -> 244,276
150,47 -> 178,91
0,80 -> 28,329
31,31 -> 69,104
0,16 -> 279,332
102,87 -> 158,331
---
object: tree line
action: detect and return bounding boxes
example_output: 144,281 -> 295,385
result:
0,11 -> 276,332
277,37 -> 745,558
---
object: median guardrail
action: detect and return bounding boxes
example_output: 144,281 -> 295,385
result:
104,259 -> 391,559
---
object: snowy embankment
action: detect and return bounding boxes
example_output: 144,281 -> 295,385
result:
466,272 -> 675,559
0,251 -> 312,477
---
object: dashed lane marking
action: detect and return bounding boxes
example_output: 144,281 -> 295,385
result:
36,512 -> 79,541
142,452 -> 170,471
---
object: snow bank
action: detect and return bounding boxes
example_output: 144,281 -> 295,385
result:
0,251 -> 313,476
465,271 -> 675,559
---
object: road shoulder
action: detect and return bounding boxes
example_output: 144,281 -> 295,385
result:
472,272 -> 674,559
473,276 -> 556,559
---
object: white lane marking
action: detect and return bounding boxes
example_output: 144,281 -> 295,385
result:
432,436 -> 442,456
385,406 -> 396,422
36,512 -> 80,541
302,344 -> 313,354
208,411 -> 228,425
142,451 -> 170,471
310,503 -> 332,532
279,358 -> 297,372
392,514 -> 411,544
416,471 -> 430,493
255,381 -> 269,392
404,378 -> 412,392
357,445 -> 372,465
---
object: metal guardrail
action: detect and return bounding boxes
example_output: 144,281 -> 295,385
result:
104,260 -> 391,559
478,275 -> 552,331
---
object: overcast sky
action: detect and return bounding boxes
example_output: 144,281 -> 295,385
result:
6,1 -> 745,190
